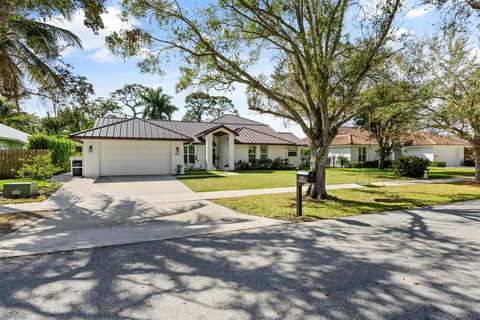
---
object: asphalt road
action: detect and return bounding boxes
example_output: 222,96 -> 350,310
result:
1,200 -> 480,320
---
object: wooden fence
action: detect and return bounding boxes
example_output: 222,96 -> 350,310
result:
0,149 -> 51,179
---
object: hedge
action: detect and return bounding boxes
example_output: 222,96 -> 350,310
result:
27,133 -> 76,171
393,156 -> 430,178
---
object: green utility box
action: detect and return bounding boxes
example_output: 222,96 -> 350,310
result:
2,182 -> 38,198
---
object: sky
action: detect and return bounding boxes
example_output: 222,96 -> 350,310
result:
24,0 -> 451,138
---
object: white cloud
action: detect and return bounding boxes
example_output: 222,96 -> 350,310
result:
48,6 -> 134,63
406,5 -> 433,19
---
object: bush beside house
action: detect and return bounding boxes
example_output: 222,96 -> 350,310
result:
235,158 -> 291,170
393,156 -> 430,178
16,154 -> 61,180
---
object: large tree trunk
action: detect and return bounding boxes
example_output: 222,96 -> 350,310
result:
378,152 -> 385,169
474,144 -> 480,184
306,137 -> 331,200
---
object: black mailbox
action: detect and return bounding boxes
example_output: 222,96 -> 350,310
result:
296,170 -> 316,184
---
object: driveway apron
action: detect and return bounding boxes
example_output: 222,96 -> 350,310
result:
0,175 -> 281,258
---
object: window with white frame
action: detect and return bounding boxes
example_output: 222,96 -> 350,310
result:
358,147 -> 367,162
184,145 -> 197,165
260,145 -> 268,160
248,145 -> 256,163
287,146 -> 297,157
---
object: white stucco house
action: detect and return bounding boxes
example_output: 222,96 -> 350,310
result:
315,127 -> 469,167
71,115 -> 308,178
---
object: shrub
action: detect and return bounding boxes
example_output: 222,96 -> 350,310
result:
337,155 -> 350,168
27,133 -> 76,171
463,159 -> 475,167
235,158 -> 291,170
346,160 -> 393,168
430,161 -> 446,167
393,156 -> 430,178
16,155 -> 62,180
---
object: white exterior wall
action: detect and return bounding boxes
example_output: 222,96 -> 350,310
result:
234,144 -> 249,163
82,140 -> 100,178
351,145 -> 379,162
328,146 -> 352,159
233,144 -> 302,167
402,146 -> 434,162
432,146 -> 464,166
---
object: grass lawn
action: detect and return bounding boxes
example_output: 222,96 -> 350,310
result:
178,167 -> 475,192
0,211 -> 56,237
0,179 -> 62,205
212,182 -> 480,222
181,170 -> 224,176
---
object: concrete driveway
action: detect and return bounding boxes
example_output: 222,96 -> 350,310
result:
0,175 -> 280,258
0,200 -> 479,319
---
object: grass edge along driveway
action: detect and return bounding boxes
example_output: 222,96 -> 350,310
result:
212,182 -> 480,222
0,179 -> 62,205
179,168 -> 475,192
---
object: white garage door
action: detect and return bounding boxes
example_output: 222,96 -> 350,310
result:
99,140 -> 171,176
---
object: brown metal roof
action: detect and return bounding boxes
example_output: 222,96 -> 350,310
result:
71,118 -> 192,141
77,114 -> 305,145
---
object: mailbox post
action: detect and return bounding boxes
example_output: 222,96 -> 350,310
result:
296,170 -> 316,216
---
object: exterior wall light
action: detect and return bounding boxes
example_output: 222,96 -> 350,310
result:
175,146 -> 180,155
89,145 -> 93,153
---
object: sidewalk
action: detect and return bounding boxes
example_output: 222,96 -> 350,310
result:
0,175 -> 95,214
0,176 -> 473,214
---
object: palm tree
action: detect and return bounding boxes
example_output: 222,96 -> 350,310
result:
141,87 -> 178,120
0,98 -> 14,122
0,7 -> 82,111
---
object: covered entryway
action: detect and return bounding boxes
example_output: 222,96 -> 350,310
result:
99,140 -> 172,176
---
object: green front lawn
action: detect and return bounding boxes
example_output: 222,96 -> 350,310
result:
178,167 -> 475,192
212,182 -> 480,222
0,179 -> 62,205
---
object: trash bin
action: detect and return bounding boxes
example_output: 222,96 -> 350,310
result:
72,160 -> 82,176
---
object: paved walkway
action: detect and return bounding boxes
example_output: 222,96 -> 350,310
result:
0,176 -> 473,214
76,176 -> 472,204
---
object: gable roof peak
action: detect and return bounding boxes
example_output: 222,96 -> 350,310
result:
210,114 -> 267,125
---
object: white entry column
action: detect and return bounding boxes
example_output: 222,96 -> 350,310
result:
206,133 -> 214,170
228,132 -> 235,171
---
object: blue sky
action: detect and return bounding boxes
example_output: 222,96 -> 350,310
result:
25,0 -> 447,138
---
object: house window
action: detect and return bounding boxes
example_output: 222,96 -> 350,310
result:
358,147 -> 367,162
248,145 -> 256,163
260,145 -> 268,160
184,145 -> 197,165
288,146 -> 297,157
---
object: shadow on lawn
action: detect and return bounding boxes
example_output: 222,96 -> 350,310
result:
1,205 -> 479,319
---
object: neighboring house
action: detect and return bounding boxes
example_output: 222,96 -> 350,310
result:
0,123 -> 29,150
302,127 -> 469,167
70,115 -> 308,177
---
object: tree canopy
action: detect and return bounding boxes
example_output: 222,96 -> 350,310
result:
0,0 -> 106,110
413,30 -> 480,182
182,92 -> 238,122
107,0 -> 402,199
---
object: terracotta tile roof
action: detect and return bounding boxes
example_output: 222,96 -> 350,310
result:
403,131 -> 469,146
302,127 -> 468,147
75,115 -> 306,146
